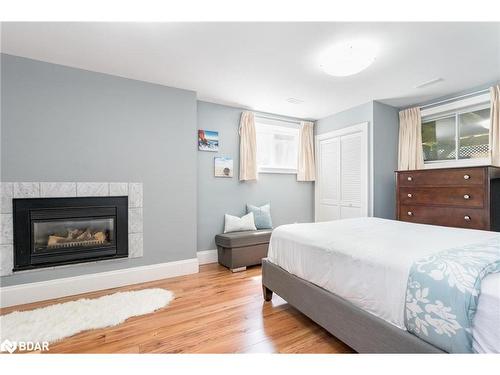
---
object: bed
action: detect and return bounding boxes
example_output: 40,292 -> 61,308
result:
262,217 -> 500,353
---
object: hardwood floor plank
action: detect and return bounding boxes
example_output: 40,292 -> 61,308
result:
1,264 -> 354,354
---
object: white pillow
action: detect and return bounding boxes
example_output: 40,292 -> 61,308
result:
224,212 -> 257,233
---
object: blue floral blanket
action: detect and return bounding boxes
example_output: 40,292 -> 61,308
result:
405,237 -> 500,353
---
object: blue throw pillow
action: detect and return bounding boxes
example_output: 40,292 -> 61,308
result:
246,203 -> 273,229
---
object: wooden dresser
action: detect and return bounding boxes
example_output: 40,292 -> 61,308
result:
396,166 -> 500,231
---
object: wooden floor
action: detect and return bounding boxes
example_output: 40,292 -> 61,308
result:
1,264 -> 354,354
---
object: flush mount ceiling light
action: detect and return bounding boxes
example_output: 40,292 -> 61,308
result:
320,39 -> 378,77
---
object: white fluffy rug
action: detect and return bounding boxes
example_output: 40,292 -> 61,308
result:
0,288 -> 174,344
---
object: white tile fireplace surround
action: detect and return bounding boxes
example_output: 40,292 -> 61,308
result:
0,182 -> 143,277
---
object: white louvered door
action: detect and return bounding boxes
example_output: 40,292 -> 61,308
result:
315,122 -> 369,222
316,137 -> 341,221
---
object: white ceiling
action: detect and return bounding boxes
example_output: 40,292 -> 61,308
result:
1,22 -> 499,119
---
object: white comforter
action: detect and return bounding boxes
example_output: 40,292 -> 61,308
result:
267,217 -> 500,353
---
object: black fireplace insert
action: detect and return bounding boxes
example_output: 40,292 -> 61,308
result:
13,196 -> 128,271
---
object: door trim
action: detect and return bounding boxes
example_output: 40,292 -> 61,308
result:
315,122 -> 370,222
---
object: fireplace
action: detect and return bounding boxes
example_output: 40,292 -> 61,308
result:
13,196 -> 128,271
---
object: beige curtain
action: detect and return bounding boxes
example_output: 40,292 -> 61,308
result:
297,121 -> 316,181
490,85 -> 500,166
239,111 -> 257,181
398,107 -> 424,170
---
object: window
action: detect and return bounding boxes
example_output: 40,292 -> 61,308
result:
458,108 -> 490,159
255,118 -> 299,174
422,116 -> 456,162
421,94 -> 491,167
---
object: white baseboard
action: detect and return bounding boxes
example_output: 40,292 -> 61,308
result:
197,249 -> 218,265
0,258 -> 199,308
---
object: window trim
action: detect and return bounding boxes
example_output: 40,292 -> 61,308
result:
421,94 -> 491,169
420,93 -> 490,118
258,166 -> 298,174
254,120 -> 300,175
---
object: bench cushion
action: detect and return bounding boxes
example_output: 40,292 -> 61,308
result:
215,229 -> 272,248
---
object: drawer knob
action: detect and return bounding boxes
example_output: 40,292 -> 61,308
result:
464,215 -> 471,221
463,194 -> 470,200
407,176 -> 413,181
407,211 -> 413,216
407,193 -> 413,198
464,174 -> 470,180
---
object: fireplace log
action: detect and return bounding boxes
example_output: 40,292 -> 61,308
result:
94,231 -> 106,242
67,228 -> 83,239
47,235 -> 67,247
76,230 -> 92,241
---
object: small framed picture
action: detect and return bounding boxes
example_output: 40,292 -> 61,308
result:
214,157 -> 233,178
198,130 -> 219,152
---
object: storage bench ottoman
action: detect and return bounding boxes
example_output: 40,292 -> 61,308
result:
215,229 -> 272,272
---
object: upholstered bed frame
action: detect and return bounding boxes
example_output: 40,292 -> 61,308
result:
261,259 -> 445,353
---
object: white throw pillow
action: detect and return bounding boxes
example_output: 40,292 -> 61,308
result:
224,212 -> 257,233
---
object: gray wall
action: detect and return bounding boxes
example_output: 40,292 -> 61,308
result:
316,102 -> 373,135
1,54 -> 198,286
315,101 -> 399,219
197,101 -> 314,251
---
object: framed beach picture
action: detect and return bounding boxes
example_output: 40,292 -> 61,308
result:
214,157 -> 233,178
198,130 -> 219,152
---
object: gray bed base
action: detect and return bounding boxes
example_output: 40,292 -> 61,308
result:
262,259 -> 445,353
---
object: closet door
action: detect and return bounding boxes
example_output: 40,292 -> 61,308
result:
315,137 -> 341,222
339,131 -> 368,218
315,122 -> 369,222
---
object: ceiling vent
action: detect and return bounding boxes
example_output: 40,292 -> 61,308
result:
415,77 -> 443,89
286,98 -> 304,104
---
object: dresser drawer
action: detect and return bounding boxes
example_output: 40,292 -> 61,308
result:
398,168 -> 485,187
398,205 -> 489,230
399,187 -> 485,208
